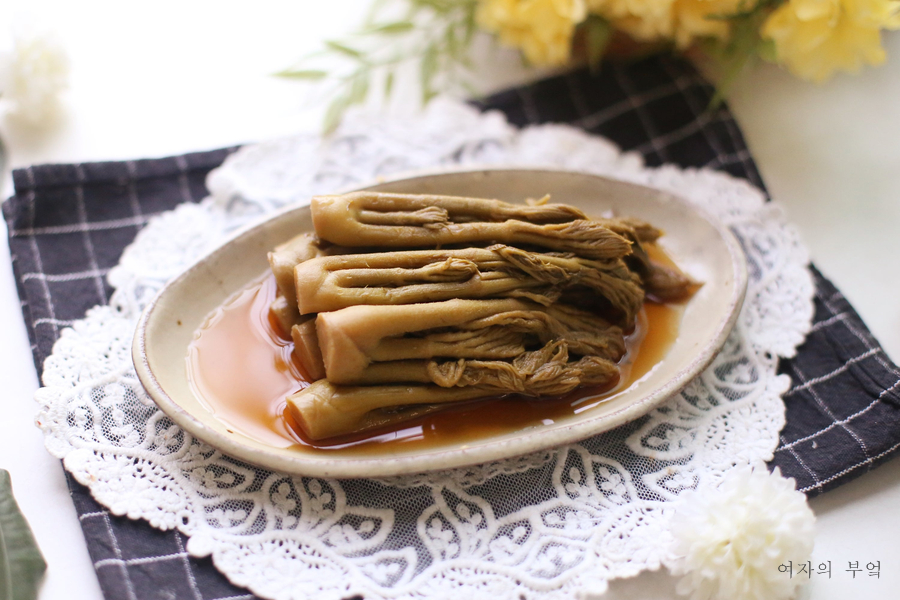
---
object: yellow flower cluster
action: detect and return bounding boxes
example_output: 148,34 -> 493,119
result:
761,0 -> 900,81
477,0 -> 588,66
475,0 -> 900,81
588,0 -> 743,47
477,0 -> 744,66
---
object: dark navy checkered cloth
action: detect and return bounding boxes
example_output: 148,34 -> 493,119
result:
5,55 -> 900,600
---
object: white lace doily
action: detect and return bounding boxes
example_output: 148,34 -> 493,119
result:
36,99 -> 813,600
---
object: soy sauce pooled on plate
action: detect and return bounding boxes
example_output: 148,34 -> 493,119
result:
187,275 -> 684,453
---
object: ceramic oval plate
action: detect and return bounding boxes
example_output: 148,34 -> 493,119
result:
134,168 -> 747,478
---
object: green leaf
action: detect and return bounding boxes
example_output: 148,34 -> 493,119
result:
757,38 -> 777,63
420,43 -> 439,103
348,71 -> 371,105
384,70 -> 395,100
413,0 -> 464,14
363,21 -> 415,35
0,470 -> 46,600
584,16 -> 612,72
366,0 -> 393,22
445,25 -> 459,58
274,69 -> 329,80
706,17 -> 761,107
303,0 -> 481,132
321,70 -> 371,135
707,0 -> 782,21
323,94 -> 351,135
324,40 -> 365,60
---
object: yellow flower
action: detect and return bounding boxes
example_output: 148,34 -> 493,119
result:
587,0 -> 743,46
477,0 -> 589,66
761,0 -> 900,81
588,0 -> 676,41
671,0 -> 745,47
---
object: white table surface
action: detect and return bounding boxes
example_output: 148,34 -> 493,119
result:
0,2 -> 898,599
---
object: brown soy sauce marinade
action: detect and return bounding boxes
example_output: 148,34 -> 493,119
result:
187,264 -> 684,454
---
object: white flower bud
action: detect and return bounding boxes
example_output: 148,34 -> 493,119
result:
668,464 -> 815,600
0,30 -> 69,126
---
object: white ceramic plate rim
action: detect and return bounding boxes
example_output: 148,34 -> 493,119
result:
133,166 -> 748,478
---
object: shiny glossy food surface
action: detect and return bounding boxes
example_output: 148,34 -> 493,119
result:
187,275 -> 683,454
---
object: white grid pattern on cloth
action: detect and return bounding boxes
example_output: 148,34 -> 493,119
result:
780,434 -> 822,488
572,78 -> 686,131
126,160 -> 145,221
719,117 -> 764,189
513,87 -> 542,127
25,183 -> 60,348
74,164 -> 108,305
101,512 -> 139,600
827,292 -> 900,379
779,398 -> 883,453
4,147 -> 252,600
33,317 -> 76,327
805,439 -> 900,492
9,214 -> 152,238
176,154 -> 198,204
83,513 -> 254,600
610,64 -> 672,163
563,72 -> 592,120
784,348 -> 880,397
175,527 -> 205,600
633,109 -> 716,158
6,56 -> 900,600
809,310 -> 850,332
659,59 -> 729,162
95,554 -> 192,569
23,268 -> 111,282
775,272 -> 900,494
793,361 -> 872,460
703,149 -> 754,171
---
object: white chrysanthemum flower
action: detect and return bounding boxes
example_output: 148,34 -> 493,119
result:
668,464 -> 815,600
0,30 -> 69,126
